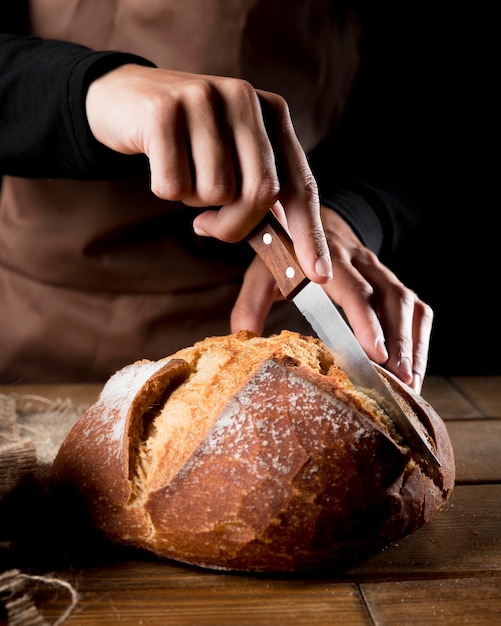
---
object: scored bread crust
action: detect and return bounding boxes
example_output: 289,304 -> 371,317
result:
52,330 -> 455,572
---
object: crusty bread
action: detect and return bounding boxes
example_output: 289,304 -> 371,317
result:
52,330 -> 455,572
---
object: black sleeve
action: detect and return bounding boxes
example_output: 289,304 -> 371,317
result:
309,2 -> 436,262
0,33 -> 155,179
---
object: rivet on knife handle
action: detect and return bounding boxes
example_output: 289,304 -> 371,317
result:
247,215 -> 309,299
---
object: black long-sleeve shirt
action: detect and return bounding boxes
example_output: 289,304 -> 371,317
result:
0,36 -> 153,179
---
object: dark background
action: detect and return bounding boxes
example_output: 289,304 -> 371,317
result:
387,5 -> 498,375
348,3 -> 499,376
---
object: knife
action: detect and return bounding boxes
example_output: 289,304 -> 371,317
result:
247,212 -> 441,468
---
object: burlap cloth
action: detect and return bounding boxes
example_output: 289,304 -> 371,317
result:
0,392 -> 91,625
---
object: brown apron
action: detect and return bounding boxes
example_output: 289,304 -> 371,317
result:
0,0 -> 361,382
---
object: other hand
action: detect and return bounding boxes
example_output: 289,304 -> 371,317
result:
231,207 -> 433,393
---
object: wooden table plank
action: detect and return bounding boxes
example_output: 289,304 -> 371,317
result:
0,383 -> 102,407
360,577 -> 501,626
450,376 -> 501,418
421,377 -> 482,420
342,484 -> 501,579
41,574 -> 373,626
447,419 -> 501,484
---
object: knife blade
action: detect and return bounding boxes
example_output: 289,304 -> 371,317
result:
247,212 -> 440,468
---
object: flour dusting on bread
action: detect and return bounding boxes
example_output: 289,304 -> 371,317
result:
52,330 -> 455,572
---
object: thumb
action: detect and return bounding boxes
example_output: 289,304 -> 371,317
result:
230,256 -> 283,334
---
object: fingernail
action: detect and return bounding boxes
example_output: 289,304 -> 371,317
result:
412,372 -> 422,392
315,254 -> 333,279
375,337 -> 388,361
194,225 -> 209,237
398,356 -> 413,380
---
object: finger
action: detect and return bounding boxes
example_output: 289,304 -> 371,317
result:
324,268 -> 389,365
147,80 -> 237,206
147,100 -> 195,201
379,294 -> 415,387
230,256 -> 282,334
193,82 -> 280,241
321,240 -> 389,364
410,300 -> 434,392
345,266 -> 432,390
258,91 -> 332,284
350,261 -> 415,386
182,80 -> 237,207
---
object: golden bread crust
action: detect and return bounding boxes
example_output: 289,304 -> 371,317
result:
52,330 -> 455,572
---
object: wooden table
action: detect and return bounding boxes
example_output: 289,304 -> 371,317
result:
1,376 -> 500,625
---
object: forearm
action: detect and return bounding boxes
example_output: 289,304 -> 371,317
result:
0,33 -> 154,179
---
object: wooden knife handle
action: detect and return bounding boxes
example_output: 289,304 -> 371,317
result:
247,213 -> 309,300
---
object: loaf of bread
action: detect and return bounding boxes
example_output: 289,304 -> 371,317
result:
52,330 -> 455,572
